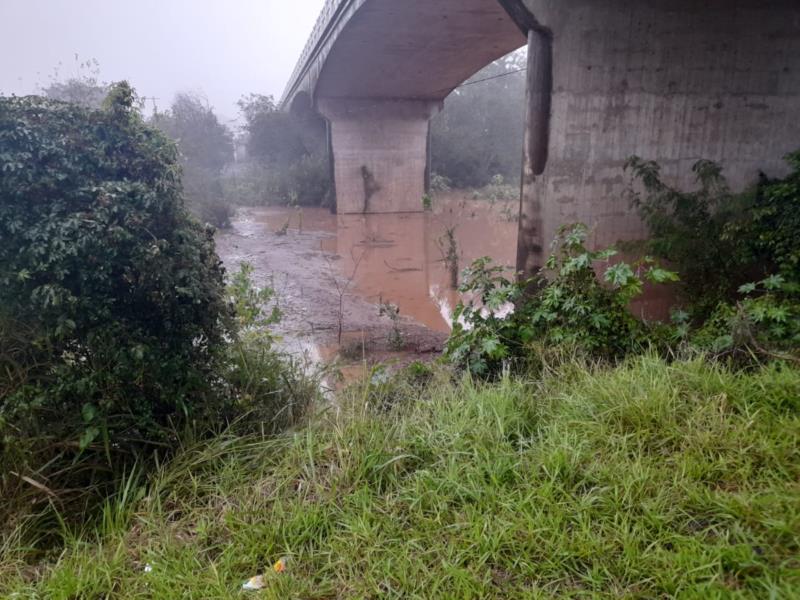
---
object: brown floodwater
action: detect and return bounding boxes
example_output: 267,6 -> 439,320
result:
259,193 -> 519,334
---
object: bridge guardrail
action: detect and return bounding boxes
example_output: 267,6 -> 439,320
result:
280,0 -> 343,107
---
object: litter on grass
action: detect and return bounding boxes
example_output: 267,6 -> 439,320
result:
242,558 -> 289,591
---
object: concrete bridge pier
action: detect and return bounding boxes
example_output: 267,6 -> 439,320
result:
318,98 -> 441,214
515,0 -> 800,278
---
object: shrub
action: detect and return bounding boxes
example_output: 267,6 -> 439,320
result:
0,89 -> 235,477
223,156 -> 331,208
430,173 -> 452,194
627,153 -> 800,359
626,153 -> 800,316
446,224 -> 677,377
183,165 -> 235,228
476,173 -> 518,204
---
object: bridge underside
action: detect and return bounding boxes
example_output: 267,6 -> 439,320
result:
285,0 -> 800,293
312,0 -> 527,213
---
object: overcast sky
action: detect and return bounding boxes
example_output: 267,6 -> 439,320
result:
0,0 -> 325,123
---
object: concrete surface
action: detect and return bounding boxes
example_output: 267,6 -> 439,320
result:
282,0 -> 800,281
318,99 -> 440,214
517,0 -> 800,273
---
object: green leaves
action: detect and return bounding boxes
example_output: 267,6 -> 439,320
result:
446,224 -> 675,377
1,93 -> 235,465
646,267 -> 680,285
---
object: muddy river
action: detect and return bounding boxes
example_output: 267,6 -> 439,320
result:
216,192 -> 518,371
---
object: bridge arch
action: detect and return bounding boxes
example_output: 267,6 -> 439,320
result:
283,0 -> 800,289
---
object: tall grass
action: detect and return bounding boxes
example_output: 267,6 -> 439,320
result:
2,355 -> 798,598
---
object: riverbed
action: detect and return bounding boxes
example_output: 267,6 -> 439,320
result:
215,192 -> 519,374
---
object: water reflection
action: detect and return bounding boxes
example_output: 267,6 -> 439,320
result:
331,201 -> 518,332
264,195 -> 520,333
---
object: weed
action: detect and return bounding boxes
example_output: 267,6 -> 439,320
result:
437,226 -> 460,289
379,300 -> 404,351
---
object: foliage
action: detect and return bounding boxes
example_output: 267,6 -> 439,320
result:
0,88 -> 236,494
234,94 -> 331,207
152,93 -> 233,172
446,224 -> 678,377
224,155 -> 331,208
239,95 -> 314,166
39,57 -> 109,109
724,151 -> 800,281
228,262 -> 281,331
627,153 -> 800,359
150,93 -> 234,227
626,154 -> 800,316
438,227 -> 460,289
431,50 -> 526,188
691,275 -> 800,358
473,173 -> 518,204
378,301 -> 403,351
421,193 -> 432,211
4,356 -> 799,597
429,173 -> 451,194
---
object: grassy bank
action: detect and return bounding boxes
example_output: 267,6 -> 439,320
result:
2,355 -> 799,598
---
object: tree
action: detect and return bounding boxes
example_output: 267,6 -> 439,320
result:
151,93 -> 235,226
431,50 -> 527,188
235,94 -> 332,207
238,93 -> 325,166
40,56 -> 109,109
153,92 -> 233,172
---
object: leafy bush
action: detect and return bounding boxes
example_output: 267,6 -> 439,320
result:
430,173 -> 452,194
626,153 -> 800,315
627,153 -> 800,360
221,262 -> 315,433
446,224 -> 677,376
474,173 -> 518,203
0,89 -> 235,476
690,276 -> 800,359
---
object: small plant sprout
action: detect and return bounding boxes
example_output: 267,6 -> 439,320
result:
379,298 -> 403,350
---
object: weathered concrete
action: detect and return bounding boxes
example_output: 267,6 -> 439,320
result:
318,99 -> 440,213
283,0 -> 800,281
282,0 -> 527,214
516,0 -> 800,275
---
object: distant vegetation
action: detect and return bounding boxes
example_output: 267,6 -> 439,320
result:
34,52 -> 530,224
229,93 -> 331,209
431,49 -> 526,192
150,92 -> 235,227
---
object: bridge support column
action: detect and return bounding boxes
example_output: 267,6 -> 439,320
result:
318,98 -> 441,214
514,0 -> 800,315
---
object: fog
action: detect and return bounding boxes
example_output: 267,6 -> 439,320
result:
0,0 -> 325,121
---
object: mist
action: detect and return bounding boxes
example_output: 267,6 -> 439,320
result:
0,0 -> 325,120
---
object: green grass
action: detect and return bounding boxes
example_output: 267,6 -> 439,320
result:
2,355 -> 799,598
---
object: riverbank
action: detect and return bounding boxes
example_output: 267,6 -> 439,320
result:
4,355 -> 798,597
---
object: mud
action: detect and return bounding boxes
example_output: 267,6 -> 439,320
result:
215,192 -> 519,371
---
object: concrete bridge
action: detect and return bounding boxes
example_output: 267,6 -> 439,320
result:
282,0 -> 800,276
